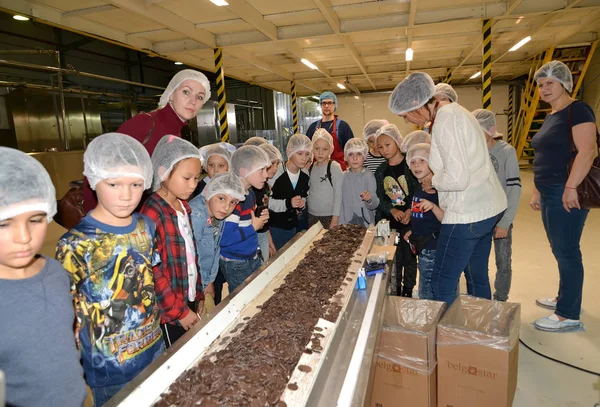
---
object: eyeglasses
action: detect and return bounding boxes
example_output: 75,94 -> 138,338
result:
321,101 -> 335,106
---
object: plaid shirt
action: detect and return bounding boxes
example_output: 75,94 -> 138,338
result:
141,193 -> 203,325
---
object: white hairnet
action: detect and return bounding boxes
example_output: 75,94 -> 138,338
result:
434,83 -> 458,102
244,137 -> 268,146
362,119 -> 389,140
231,145 -> 271,178
0,147 -> 56,222
406,143 -> 431,165
259,143 -> 283,163
84,133 -> 153,190
286,134 -> 312,157
200,143 -> 234,171
158,69 -> 211,108
534,60 -> 573,92
312,128 -> 334,151
389,72 -> 436,115
472,109 -> 501,138
374,124 -> 403,149
401,130 -> 431,153
151,135 -> 200,191
203,172 -> 246,202
344,138 -> 369,160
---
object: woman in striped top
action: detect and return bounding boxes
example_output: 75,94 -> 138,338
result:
362,119 -> 389,173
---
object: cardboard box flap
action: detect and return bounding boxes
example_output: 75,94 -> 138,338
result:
437,295 -> 521,351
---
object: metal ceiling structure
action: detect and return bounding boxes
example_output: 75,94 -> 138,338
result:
1,0 -> 600,95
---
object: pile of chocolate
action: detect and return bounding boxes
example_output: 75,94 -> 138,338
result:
155,224 -> 366,406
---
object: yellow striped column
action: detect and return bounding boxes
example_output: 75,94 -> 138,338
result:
291,81 -> 298,133
507,84 -> 514,144
444,68 -> 453,85
214,47 -> 229,143
482,18 -> 492,110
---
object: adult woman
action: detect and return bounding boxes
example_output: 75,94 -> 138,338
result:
83,69 -> 211,212
529,61 -> 597,332
388,72 -> 507,305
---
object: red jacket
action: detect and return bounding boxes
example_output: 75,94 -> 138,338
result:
83,104 -> 187,212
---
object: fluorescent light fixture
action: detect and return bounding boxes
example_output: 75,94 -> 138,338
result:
354,95 -> 360,99
405,48 -> 414,61
13,15 -> 29,21
509,36 -> 532,52
174,61 -> 183,65
337,83 -> 346,90
210,0 -> 229,6
470,71 -> 482,79
301,58 -> 318,70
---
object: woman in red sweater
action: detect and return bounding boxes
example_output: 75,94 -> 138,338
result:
83,69 -> 211,212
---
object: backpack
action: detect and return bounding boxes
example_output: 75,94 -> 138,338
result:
309,159 -> 333,187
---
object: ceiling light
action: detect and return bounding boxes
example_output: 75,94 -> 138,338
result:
210,0 -> 229,6
405,48 -> 414,62
174,61 -> 183,65
13,15 -> 29,21
337,83 -> 346,90
301,59 -> 318,70
354,95 -> 360,99
509,36 -> 532,52
470,71 -> 482,79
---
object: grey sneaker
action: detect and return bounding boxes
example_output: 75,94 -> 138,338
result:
533,314 -> 582,332
535,297 -> 557,309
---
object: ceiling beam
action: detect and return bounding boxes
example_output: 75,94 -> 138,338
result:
127,28 -> 172,39
195,19 -> 245,30
222,0 -> 278,40
224,48 -> 294,81
62,5 -> 117,18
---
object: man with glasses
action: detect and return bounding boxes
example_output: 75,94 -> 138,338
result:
306,91 -> 355,170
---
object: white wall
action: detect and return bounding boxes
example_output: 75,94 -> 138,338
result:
583,49 -> 600,118
334,84 -> 510,139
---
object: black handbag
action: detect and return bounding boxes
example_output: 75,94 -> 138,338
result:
567,102 -> 600,209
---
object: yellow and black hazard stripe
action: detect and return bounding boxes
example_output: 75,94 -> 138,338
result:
214,47 -> 229,143
444,67 -> 453,85
507,85 -> 514,145
291,81 -> 298,133
482,18 -> 492,110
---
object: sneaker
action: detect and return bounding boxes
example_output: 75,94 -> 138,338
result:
535,297 -> 557,309
533,314 -> 583,332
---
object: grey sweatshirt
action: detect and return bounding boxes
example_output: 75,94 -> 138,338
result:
307,160 -> 343,217
489,140 -> 522,229
339,168 -> 380,227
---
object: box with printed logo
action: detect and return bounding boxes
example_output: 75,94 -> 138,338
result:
436,295 -> 521,407
368,297 -> 446,407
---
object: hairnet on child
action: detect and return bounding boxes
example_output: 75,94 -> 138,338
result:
312,128 -> 334,151
374,124 -> 403,149
244,136 -> 269,146
406,143 -> 431,165
434,83 -> 458,102
286,134 -> 312,158
472,109 -> 502,138
534,60 -> 573,92
259,143 -> 283,163
84,133 -> 153,191
344,138 -> 369,160
388,72 -> 436,115
319,91 -> 337,109
152,135 -> 200,191
158,69 -> 211,108
362,119 -> 389,140
203,172 -> 246,202
231,145 -> 271,178
0,147 -> 57,222
200,143 -> 234,171
401,130 -> 431,153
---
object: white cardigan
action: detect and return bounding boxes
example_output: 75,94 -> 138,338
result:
429,103 -> 507,224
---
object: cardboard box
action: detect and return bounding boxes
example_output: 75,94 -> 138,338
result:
437,295 -> 521,407
369,297 -> 446,407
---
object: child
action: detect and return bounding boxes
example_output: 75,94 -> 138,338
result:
255,143 -> 283,261
472,109 -> 522,301
307,129 -> 343,229
194,142 -> 235,197
220,145 -> 271,292
403,143 -> 444,300
339,138 -> 380,227
400,130 -> 431,153
55,134 -> 163,406
189,173 -> 246,315
269,134 -> 312,249
362,119 -> 389,173
374,124 -> 419,297
140,135 -> 203,348
0,148 -> 86,407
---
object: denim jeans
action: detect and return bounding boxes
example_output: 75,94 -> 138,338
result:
538,183 -> 588,320
91,382 -> 126,407
270,227 -> 298,250
257,231 -> 270,262
394,232 -> 417,295
220,255 -> 262,293
418,249 -> 436,300
432,214 -> 500,305
492,224 -> 513,301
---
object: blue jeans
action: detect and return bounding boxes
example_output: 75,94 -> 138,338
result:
493,224 -> 513,301
432,214 -> 500,305
418,249 -> 436,300
220,255 -> 262,293
538,183 -> 588,320
257,231 -> 270,261
270,227 -> 298,250
91,382 -> 126,407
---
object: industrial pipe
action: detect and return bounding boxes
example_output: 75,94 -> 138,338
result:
0,80 -> 157,100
